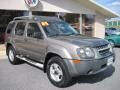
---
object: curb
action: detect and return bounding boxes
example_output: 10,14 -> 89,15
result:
0,56 -> 7,60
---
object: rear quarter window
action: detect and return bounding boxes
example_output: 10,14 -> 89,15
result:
6,22 -> 15,34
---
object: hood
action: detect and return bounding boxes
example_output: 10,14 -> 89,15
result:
113,31 -> 120,35
51,35 -> 109,47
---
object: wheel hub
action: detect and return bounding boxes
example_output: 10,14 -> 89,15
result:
9,50 -> 14,62
50,63 -> 63,82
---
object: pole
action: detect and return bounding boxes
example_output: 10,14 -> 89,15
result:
29,11 -> 33,19
79,14 -> 82,34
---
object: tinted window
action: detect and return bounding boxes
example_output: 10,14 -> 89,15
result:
6,22 -> 15,34
15,22 -> 26,36
118,21 -> 120,26
27,23 -> 42,39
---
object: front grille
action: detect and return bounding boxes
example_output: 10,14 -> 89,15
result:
95,44 -> 110,56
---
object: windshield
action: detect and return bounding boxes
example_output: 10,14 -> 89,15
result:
41,21 -> 79,37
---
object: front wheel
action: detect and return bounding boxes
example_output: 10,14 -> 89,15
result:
46,56 -> 71,88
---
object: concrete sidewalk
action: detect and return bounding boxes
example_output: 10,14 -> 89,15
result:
0,44 -> 6,51
0,44 -> 6,60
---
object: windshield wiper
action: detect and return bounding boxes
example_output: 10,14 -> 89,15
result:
48,33 -> 80,37
66,33 -> 80,36
48,33 -> 65,37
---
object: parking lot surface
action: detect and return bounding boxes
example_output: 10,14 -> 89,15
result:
0,48 -> 120,90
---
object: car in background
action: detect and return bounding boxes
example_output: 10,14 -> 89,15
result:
105,28 -> 120,36
105,34 -> 120,46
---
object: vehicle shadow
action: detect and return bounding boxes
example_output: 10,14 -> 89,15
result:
114,46 -> 120,48
68,66 -> 115,87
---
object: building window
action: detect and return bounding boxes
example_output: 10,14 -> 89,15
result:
113,21 -> 117,27
105,22 -> 109,28
118,21 -> 120,26
108,22 -> 112,27
64,13 -> 80,32
82,14 -> 95,36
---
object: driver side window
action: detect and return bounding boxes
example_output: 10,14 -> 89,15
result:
27,23 -> 43,39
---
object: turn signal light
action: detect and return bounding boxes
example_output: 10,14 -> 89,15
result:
72,60 -> 81,63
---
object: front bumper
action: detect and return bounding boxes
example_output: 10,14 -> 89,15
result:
64,54 -> 115,77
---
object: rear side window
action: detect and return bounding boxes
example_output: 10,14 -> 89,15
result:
15,22 -> 26,36
6,22 -> 15,34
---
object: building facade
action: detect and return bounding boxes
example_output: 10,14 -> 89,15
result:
106,18 -> 120,29
0,0 -> 119,43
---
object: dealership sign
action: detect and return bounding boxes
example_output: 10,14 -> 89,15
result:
25,0 -> 39,7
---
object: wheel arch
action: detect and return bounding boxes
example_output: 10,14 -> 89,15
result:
6,43 -> 15,55
44,52 -> 62,73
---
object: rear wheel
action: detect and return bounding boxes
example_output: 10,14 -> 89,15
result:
8,46 -> 22,65
46,56 -> 71,87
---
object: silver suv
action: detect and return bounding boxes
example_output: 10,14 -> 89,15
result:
5,16 -> 115,87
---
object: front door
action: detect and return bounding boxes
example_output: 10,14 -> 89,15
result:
24,22 -> 47,63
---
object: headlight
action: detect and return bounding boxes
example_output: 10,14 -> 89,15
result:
108,44 -> 113,52
77,47 -> 95,59
85,47 -> 94,58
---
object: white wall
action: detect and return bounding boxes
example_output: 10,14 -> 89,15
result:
94,12 -> 106,38
0,0 -> 28,10
0,0 -> 95,14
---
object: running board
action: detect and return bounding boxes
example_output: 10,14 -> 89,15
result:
16,55 -> 44,68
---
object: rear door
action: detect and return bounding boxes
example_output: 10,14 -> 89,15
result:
13,21 -> 27,54
24,22 -> 47,63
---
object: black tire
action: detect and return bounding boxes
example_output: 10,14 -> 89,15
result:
7,46 -> 22,65
46,56 -> 71,88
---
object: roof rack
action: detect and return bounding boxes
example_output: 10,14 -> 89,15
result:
13,16 -> 36,21
13,15 -> 62,22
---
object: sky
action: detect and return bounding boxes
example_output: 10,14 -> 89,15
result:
96,0 -> 120,14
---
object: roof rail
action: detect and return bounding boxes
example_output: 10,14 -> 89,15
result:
13,16 -> 35,21
13,15 -> 61,22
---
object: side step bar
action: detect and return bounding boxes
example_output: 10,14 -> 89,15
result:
16,55 -> 44,68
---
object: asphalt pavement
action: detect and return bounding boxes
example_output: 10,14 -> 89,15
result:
0,48 -> 120,90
